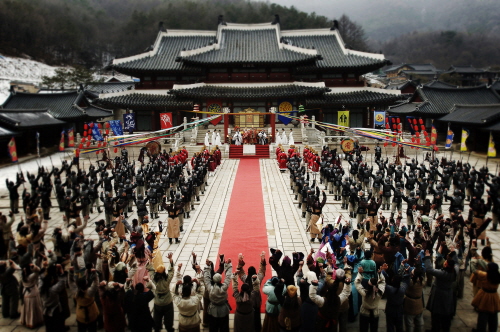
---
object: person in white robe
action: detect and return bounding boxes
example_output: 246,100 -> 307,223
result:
215,131 -> 221,146
281,129 -> 288,144
204,131 -> 211,146
289,129 -> 295,146
211,130 -> 217,146
233,131 -> 242,145
275,129 -> 281,145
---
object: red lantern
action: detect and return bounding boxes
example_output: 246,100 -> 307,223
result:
114,141 -> 118,146
384,142 -> 388,147
84,124 -> 88,130
412,137 -> 415,142
423,131 -> 428,136
96,150 -> 100,155
81,137 -> 85,143
419,118 -> 423,125
89,123 -> 94,128
426,142 -> 431,146
79,143 -> 83,149
114,148 -> 118,153
391,118 -> 396,123
86,141 -> 91,147
392,124 -> 397,130
87,131 -> 92,137
103,142 -> 107,147
105,129 -> 110,135
413,119 -> 417,125
433,145 -> 439,151
415,132 -> 420,137
392,142 -> 396,147
421,125 -> 425,131
105,122 -> 110,128
414,125 -> 419,132
97,142 -> 102,148
83,130 -> 87,137
386,124 -> 390,129
417,138 -> 421,144
396,118 -> 400,123
426,136 -> 430,142
98,123 -> 102,129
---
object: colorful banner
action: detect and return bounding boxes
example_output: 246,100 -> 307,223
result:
160,112 -> 173,129
8,137 -> 18,163
59,130 -> 65,152
445,125 -> 454,149
123,113 -> 136,133
90,123 -> 104,141
461,128 -> 469,151
338,110 -> 349,127
488,132 -> 496,157
374,111 -> 385,129
68,128 -> 75,147
277,100 -> 294,125
430,123 -> 437,145
207,100 -> 223,125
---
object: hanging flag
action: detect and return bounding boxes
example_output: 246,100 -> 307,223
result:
207,100 -> 223,125
108,120 -> 123,136
488,132 -> 496,157
36,131 -> 40,158
160,112 -> 173,129
338,110 -> 349,127
59,130 -> 65,152
123,113 -> 136,133
8,137 -> 18,163
430,122 -> 438,145
445,125 -> 454,149
461,128 -> 469,151
277,100 -> 294,125
67,128 -> 75,147
374,111 -> 385,129
90,122 -> 104,141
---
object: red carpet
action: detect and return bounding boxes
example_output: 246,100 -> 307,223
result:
217,159 -> 272,312
229,145 -> 270,159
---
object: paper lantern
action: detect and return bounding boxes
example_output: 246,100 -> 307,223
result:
392,124 -> 397,130
392,142 -> 396,147
83,130 -> 87,137
423,131 -> 428,136
79,143 -> 83,149
97,142 -> 101,148
114,148 -> 118,153
87,131 -> 92,137
96,150 -> 100,155
413,119 -> 417,125
426,136 -> 431,142
114,141 -> 118,146
391,118 -> 396,123
419,118 -> 423,125
386,124 -> 390,129
84,124 -> 88,130
433,145 -> 439,151
86,141 -> 91,147
417,138 -> 421,144
414,125 -> 419,132
421,125 -> 426,131
98,123 -> 102,129
411,146 -> 414,149
89,123 -> 94,128
396,118 -> 400,123
412,137 -> 415,142
384,142 -> 388,147
426,142 -> 431,146
105,129 -> 110,135
81,137 -> 85,143
105,122 -> 110,128
415,132 -> 420,137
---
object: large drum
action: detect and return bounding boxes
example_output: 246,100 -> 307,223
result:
341,138 -> 359,153
146,141 -> 161,157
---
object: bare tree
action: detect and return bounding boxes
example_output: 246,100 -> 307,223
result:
337,14 -> 370,52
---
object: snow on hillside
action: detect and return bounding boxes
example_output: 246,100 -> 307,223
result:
0,55 -> 62,104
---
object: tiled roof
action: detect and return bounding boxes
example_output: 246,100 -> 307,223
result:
285,34 -> 388,72
169,83 -> 329,99
74,105 -> 113,118
85,82 -> 135,95
388,102 -> 420,114
0,109 -> 65,128
447,65 -> 485,74
413,85 -> 500,114
424,80 -> 458,89
113,34 -> 215,74
306,89 -> 404,107
182,29 -> 318,65
0,125 -> 20,138
439,104 -> 500,125
385,80 -> 417,90
96,92 -> 193,110
385,63 -> 437,73
1,91 -> 86,119
492,80 -> 500,91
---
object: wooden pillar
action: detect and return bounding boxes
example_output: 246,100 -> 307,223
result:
270,113 -> 276,142
223,114 -> 229,145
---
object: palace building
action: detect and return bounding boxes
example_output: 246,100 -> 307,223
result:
96,16 -> 403,136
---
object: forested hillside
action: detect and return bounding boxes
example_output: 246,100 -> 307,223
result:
0,0 -> 333,67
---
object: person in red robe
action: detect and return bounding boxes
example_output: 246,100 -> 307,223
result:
208,154 -> 216,175
278,151 -> 288,170
311,154 -> 321,172
288,146 -> 295,158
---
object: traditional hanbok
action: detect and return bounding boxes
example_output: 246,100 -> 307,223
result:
275,131 -> 282,145
215,132 -> 221,146
289,131 -> 294,146
204,132 -> 210,146
233,132 -> 242,145
281,131 -> 288,144
212,131 -> 217,146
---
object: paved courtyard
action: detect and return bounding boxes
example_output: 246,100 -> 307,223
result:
0,149 -> 498,331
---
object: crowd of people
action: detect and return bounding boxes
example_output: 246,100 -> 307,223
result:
0,138 -> 499,332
